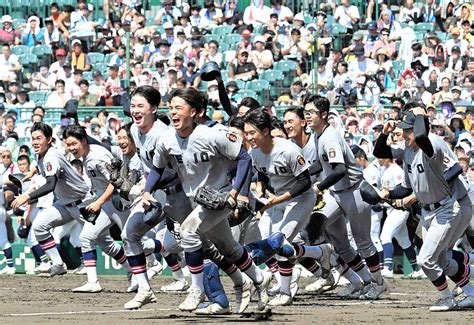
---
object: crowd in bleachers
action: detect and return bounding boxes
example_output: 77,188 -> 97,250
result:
0,0 -> 472,147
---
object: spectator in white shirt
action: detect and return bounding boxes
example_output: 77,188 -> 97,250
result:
445,27 -> 469,56
154,0 -> 181,25
0,44 -> 20,82
334,0 -> 360,30
270,0 -> 293,23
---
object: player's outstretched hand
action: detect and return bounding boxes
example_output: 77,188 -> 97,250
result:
11,194 -> 29,209
379,189 -> 389,200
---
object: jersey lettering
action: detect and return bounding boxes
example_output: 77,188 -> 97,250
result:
407,164 -> 424,174
88,169 -> 97,177
173,154 -> 183,164
274,166 -> 288,175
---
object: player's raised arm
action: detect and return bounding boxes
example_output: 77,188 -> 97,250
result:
412,107 -> 434,158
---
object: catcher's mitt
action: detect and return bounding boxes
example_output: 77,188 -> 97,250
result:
119,168 -> 140,200
228,200 -> 254,227
195,186 -> 236,210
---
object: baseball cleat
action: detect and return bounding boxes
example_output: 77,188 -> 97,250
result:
234,274 -> 252,314
337,283 -> 364,299
268,283 -> 281,297
179,287 -> 205,311
410,269 -> 426,279
0,266 -> 16,275
38,263 -> 67,277
72,264 -> 87,275
72,281 -> 102,293
453,286 -> 463,297
160,279 -> 189,292
457,294 -> 474,309
124,288 -> 157,310
35,262 -> 52,274
381,268 -> 393,279
360,280 -> 388,300
147,262 -> 163,280
255,271 -> 272,310
305,273 -> 336,293
195,303 -> 231,315
429,296 -> 456,312
127,274 -> 139,293
318,244 -> 333,279
268,292 -> 293,306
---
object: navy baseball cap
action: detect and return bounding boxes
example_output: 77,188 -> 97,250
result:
397,111 -> 416,129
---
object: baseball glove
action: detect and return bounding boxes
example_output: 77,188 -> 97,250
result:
119,168 -> 140,200
313,192 -> 326,211
107,158 -> 123,188
195,186 -> 236,210
79,207 -> 100,225
228,200 -> 254,227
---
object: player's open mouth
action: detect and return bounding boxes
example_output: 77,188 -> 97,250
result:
132,115 -> 143,123
119,143 -> 128,152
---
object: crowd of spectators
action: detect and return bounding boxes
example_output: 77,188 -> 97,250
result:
0,0 -> 471,157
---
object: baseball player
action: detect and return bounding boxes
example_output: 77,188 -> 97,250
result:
0,172 -> 15,274
11,122 -> 89,277
144,87 -> 271,312
244,108 -> 332,306
63,125 -> 133,293
374,108 -> 474,311
121,85 -> 193,310
377,157 -> 423,279
303,95 -> 387,300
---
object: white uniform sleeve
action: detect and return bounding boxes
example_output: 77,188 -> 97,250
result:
96,158 -> 111,182
287,145 -> 309,177
42,153 -> 61,178
152,138 -> 169,169
323,141 -> 345,164
213,130 -> 242,161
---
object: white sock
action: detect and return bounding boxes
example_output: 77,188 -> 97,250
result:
300,246 -> 323,259
279,275 -> 291,295
86,266 -> 98,283
173,269 -> 185,281
134,272 -> 151,291
470,266 -> 474,278
46,247 -> 63,265
469,254 -> 474,265
313,268 -> 322,277
228,269 -> 244,287
244,263 -> 264,284
462,283 -> 474,296
121,260 -> 132,272
355,266 -> 372,284
191,272 -> 205,292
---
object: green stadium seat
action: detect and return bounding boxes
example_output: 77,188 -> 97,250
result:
274,60 -> 298,87
237,90 -> 257,99
88,52 -> 105,65
414,22 -> 434,32
234,79 -> 247,90
11,45 -> 29,56
223,33 -> 242,45
212,25 -> 233,36
246,79 -> 270,103
203,34 -> 221,43
392,60 -> 405,78
260,69 -> 284,99
28,90 -> 49,104
83,71 -> 93,81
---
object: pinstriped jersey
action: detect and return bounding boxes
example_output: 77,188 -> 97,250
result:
38,147 -> 89,204
316,125 -> 363,191
292,133 -> 319,183
380,163 -> 404,190
153,124 -> 242,198
84,144 -> 114,196
251,137 -> 310,196
131,120 -> 169,176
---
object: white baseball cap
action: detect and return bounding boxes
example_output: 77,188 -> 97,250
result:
27,16 -> 40,25
294,13 -> 304,21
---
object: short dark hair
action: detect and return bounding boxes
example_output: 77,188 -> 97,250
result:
239,97 -> 260,110
50,2 -> 60,9
79,79 -> 89,87
62,125 -> 88,142
283,106 -> 305,120
70,159 -> 84,172
31,122 -> 53,138
119,122 -> 134,139
32,106 -> 45,115
243,108 -> 273,134
19,145 -> 30,153
55,79 -> 66,87
271,117 -> 288,137
170,87 -> 208,113
17,155 -> 30,164
228,116 -> 245,131
303,94 -> 330,114
131,85 -> 162,109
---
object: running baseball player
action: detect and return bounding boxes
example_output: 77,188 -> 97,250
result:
144,87 -> 271,312
244,108 -> 332,306
11,122 -> 89,277
303,95 -> 387,300
374,108 -> 474,311
63,125 -> 132,293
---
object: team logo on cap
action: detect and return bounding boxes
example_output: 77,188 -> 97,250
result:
329,148 -> 336,158
226,132 -> 237,142
297,155 -> 305,166
46,162 -> 52,172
